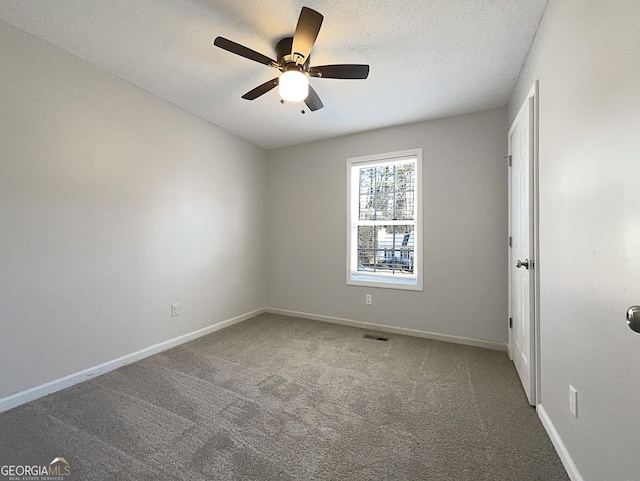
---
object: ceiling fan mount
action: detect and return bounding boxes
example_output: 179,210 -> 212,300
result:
213,7 -> 369,112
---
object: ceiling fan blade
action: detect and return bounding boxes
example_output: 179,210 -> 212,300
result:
242,78 -> 279,100
309,64 -> 370,79
291,7 -> 323,64
214,37 -> 277,67
304,85 -> 324,111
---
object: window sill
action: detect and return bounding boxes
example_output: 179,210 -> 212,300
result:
347,275 -> 423,291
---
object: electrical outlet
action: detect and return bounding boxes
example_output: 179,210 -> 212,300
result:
171,303 -> 180,317
365,294 -> 372,305
569,385 -> 578,417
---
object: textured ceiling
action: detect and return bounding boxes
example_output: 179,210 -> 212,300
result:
0,0 -> 547,149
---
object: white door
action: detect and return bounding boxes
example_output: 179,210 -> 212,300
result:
509,85 -> 537,405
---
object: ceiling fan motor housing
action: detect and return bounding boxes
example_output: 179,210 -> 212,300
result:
276,37 -> 310,71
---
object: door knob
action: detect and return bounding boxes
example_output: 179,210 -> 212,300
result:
626,306 -> 640,333
516,259 -> 529,269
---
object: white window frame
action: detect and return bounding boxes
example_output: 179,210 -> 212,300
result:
346,148 -> 423,291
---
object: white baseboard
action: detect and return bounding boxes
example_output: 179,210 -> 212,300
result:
0,308 -> 265,414
537,404 -> 583,481
266,308 -> 507,352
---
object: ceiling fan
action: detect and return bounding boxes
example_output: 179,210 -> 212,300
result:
213,6 -> 369,112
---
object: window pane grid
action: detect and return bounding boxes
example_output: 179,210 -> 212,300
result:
357,225 -> 414,274
358,163 -> 415,221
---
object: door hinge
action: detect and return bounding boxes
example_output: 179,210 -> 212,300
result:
508,236 -> 512,247
506,154 -> 512,166
509,317 -> 513,328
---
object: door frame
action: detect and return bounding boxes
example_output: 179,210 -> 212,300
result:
508,81 -> 541,407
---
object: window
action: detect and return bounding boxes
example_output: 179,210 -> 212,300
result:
346,149 -> 423,290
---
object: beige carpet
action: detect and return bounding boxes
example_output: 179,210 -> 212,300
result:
0,313 -> 568,480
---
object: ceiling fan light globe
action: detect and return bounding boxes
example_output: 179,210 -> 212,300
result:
279,70 -> 308,102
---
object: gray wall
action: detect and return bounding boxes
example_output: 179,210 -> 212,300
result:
509,0 -> 640,479
0,22 -> 267,399
266,108 -> 508,344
